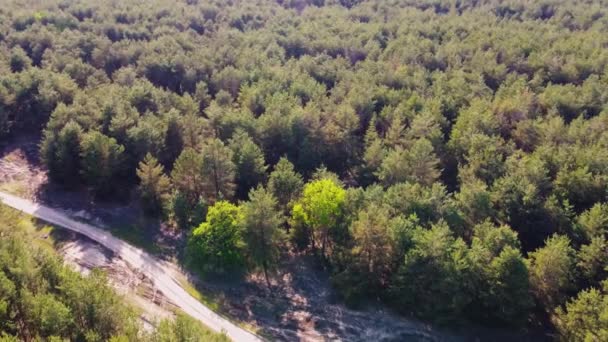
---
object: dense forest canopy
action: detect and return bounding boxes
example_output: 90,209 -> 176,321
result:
1,0 -> 608,339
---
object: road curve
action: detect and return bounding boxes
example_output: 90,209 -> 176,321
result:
0,191 -> 261,342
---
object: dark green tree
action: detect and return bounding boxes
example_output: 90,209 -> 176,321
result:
241,187 -> 285,288
267,157 -> 304,214
201,139 -> 236,203
80,131 -> 125,198
229,130 -> 267,199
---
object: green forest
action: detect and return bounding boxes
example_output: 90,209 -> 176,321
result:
1,0 -> 608,340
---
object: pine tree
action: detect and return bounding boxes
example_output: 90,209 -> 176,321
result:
80,131 -> 125,198
229,130 -> 267,199
241,187 -> 285,288
268,157 -> 303,213
201,139 -> 236,203
137,153 -> 171,215
171,148 -> 204,204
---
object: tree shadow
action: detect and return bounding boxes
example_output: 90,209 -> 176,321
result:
0,133 -> 42,165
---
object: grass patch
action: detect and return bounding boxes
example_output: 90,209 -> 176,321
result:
0,181 -> 29,197
177,275 -> 222,312
2,205 -> 65,252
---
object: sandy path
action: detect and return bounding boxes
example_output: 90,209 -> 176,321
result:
0,191 -> 260,342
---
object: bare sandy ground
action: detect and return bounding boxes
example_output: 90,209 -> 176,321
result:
60,238 -> 176,330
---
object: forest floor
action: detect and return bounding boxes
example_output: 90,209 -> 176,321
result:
0,136 -> 542,342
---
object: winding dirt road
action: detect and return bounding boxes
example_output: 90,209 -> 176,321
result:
0,191 -> 261,342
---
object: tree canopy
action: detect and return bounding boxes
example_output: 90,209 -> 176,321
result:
2,0 -> 608,336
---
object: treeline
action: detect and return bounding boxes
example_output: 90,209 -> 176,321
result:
0,0 -> 607,339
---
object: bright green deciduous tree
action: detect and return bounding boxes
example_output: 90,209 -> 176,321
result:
187,201 -> 244,274
292,178 -> 346,258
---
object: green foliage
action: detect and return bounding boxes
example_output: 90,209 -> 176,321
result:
137,153 -> 170,215
80,131 -> 125,198
200,139 -> 236,203
576,236 -> 608,287
171,148 -> 204,204
0,206 -> 139,341
268,157 -> 304,213
241,187 -> 285,287
187,201 -> 244,274
555,284 -> 608,342
42,120 -> 83,187
229,130 -> 267,199
3,0 -> 608,334
152,313 -> 230,342
377,138 -> 441,187
528,235 -> 575,307
578,203 -> 608,240
390,223 -> 470,324
333,204 -> 398,301
292,178 -> 346,258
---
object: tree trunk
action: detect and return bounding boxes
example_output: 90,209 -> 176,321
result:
310,226 -> 317,254
263,261 -> 271,289
321,228 -> 327,259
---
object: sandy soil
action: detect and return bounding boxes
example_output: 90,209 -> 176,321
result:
59,238 -> 176,329
0,136 -> 46,198
193,253 -> 448,341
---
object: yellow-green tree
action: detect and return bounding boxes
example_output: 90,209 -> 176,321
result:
292,178 -> 346,259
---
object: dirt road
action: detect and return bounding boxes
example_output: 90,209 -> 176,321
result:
0,191 -> 260,342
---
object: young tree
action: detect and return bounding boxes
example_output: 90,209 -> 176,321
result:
555,285 -> 608,342
187,201 -> 244,274
241,186 -> 285,288
576,236 -> 608,286
268,157 -> 304,214
201,139 -> 236,203
153,313 -> 230,342
486,246 -> 532,327
528,234 -> 575,307
389,223 -> 470,323
80,131 -> 125,198
578,202 -> 608,240
350,204 -> 395,288
377,138 -> 440,187
136,153 -> 171,215
291,178 -> 346,258
229,130 -> 267,199
171,148 -> 205,229
171,148 -> 204,203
